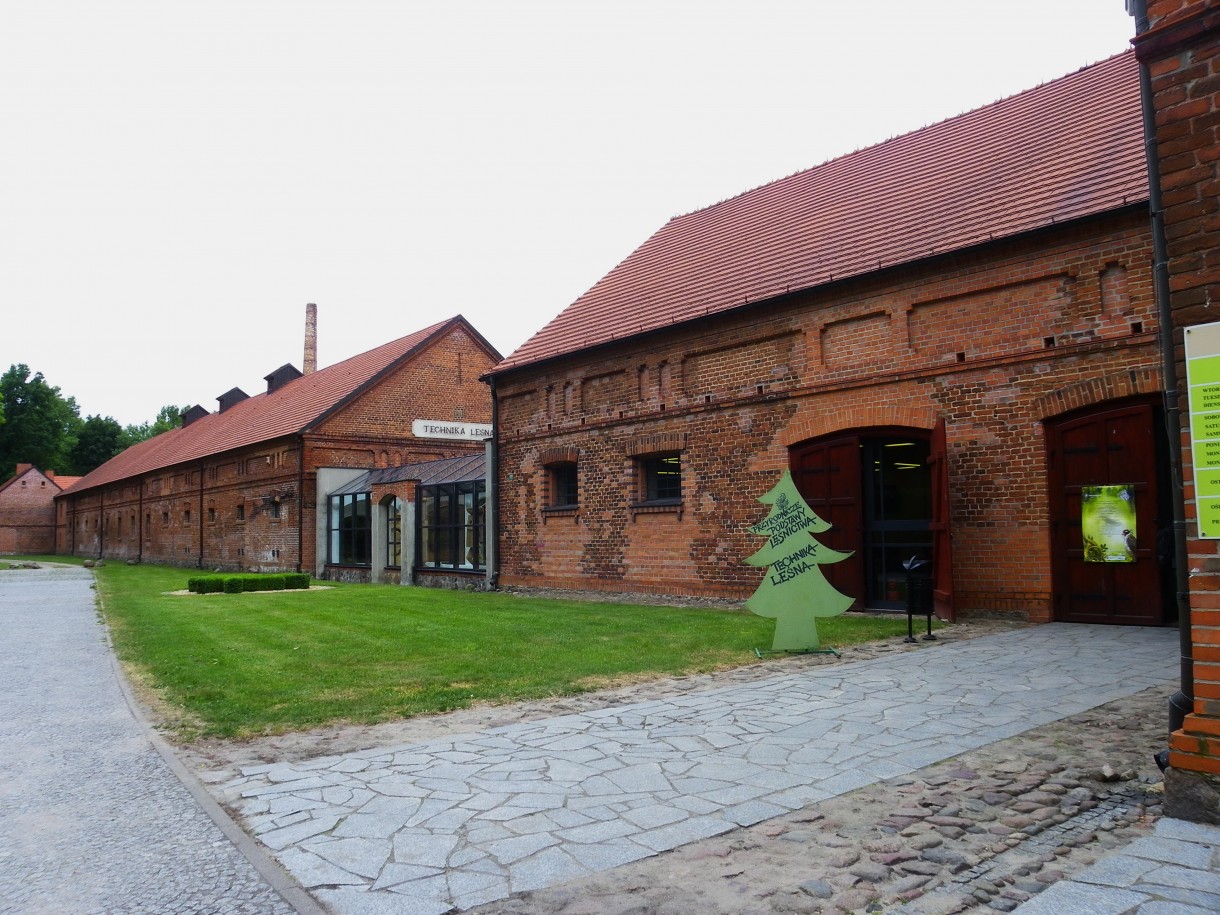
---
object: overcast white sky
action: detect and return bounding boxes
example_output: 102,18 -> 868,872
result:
2,0 -> 1137,428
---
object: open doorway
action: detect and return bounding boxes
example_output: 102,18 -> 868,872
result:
790,429 -> 932,611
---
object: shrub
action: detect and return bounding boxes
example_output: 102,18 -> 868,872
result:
188,577 -> 225,594
187,572 -> 312,594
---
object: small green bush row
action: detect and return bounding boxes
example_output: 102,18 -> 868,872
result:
188,573 -> 310,594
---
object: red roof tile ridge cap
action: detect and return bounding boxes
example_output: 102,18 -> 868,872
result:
667,49 -> 1135,224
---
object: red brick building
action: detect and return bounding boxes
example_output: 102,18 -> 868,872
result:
0,465 -> 81,554
1133,0 -> 1220,818
56,315 -> 499,579
486,51 -> 1170,626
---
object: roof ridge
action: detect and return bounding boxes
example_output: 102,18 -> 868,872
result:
671,49 -> 1135,223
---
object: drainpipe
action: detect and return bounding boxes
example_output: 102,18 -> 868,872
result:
1133,0 -> 1193,737
197,462 -> 205,569
98,490 -> 105,560
297,434 -> 306,574
137,480 -> 143,564
487,375 -> 500,589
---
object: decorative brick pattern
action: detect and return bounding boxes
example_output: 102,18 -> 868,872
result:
494,211 -> 1160,617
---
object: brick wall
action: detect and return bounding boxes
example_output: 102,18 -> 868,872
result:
494,210 -> 1160,616
1136,0 -> 1220,797
0,466 -> 61,554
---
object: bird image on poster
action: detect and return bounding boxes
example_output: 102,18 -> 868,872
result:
744,469 -> 855,651
1081,484 -> 1137,563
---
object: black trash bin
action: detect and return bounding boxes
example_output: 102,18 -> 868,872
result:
903,555 -> 936,643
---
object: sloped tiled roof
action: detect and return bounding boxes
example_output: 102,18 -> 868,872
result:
494,51 -> 1146,374
0,466 -> 79,494
329,453 -> 486,496
60,317 -> 470,495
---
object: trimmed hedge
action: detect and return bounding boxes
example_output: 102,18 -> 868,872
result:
187,573 -> 310,594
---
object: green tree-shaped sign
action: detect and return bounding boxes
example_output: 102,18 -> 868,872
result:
745,469 -> 855,651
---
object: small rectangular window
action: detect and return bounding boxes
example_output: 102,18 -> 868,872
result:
548,463 -> 578,508
236,504 -> 245,522
207,507 -> 216,523
641,453 -> 682,503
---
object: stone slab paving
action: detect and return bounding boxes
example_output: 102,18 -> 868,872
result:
214,623 -> 1178,914
0,566 -> 300,914
1010,817 -> 1220,915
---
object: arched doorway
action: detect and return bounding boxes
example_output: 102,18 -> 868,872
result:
789,428 -> 933,611
1045,396 -> 1171,625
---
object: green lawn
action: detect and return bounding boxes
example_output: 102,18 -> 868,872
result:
50,561 -> 923,740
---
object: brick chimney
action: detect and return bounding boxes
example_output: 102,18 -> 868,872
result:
304,302 -> 318,375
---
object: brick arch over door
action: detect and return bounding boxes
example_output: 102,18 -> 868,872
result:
779,404 -> 937,449
1033,367 -> 1161,422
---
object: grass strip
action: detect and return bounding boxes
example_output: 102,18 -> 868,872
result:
56,562 -> 926,740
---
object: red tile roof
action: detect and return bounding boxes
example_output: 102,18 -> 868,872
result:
494,51 -> 1146,374
59,317 -> 469,495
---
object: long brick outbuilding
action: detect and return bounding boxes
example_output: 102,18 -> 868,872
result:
55,314 -> 499,578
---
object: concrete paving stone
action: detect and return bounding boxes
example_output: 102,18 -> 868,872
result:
1069,852 -> 1163,887
464,823 -> 515,845
450,872 -> 513,910
1124,836 -> 1218,869
1127,884 -> 1220,910
484,831 -> 559,864
1133,902 -> 1215,915
315,886 -> 451,915
277,846 -> 367,887
1153,819 -> 1220,845
566,837 -> 654,871
554,818 -> 641,844
620,803 -> 688,829
390,831 -> 460,868
305,835 -> 390,879
507,845 -> 591,893
1138,864 -> 1220,894
370,861 -> 444,890
331,810 -> 417,839
404,795 -> 465,826
632,814 -> 736,852
695,781 -> 773,806
1012,880 -> 1157,914
724,799 -> 789,826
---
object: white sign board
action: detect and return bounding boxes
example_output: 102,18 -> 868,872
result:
1186,321 -> 1220,538
412,420 -> 493,441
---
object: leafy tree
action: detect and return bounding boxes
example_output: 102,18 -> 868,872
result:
0,364 -> 80,482
744,469 -> 855,651
69,414 -> 126,475
121,404 -> 188,448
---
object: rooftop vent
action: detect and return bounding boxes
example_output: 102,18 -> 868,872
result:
217,388 -> 249,413
181,405 -> 210,427
265,363 -> 303,394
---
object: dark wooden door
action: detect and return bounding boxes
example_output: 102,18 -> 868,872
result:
1046,400 -> 1164,625
791,435 -> 864,609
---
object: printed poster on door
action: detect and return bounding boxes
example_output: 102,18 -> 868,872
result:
1081,485 -> 1136,563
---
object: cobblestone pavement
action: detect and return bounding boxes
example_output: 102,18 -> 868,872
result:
0,565 -> 303,915
212,623 -> 1181,914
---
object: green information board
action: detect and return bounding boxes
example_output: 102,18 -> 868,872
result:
1186,321 -> 1220,538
